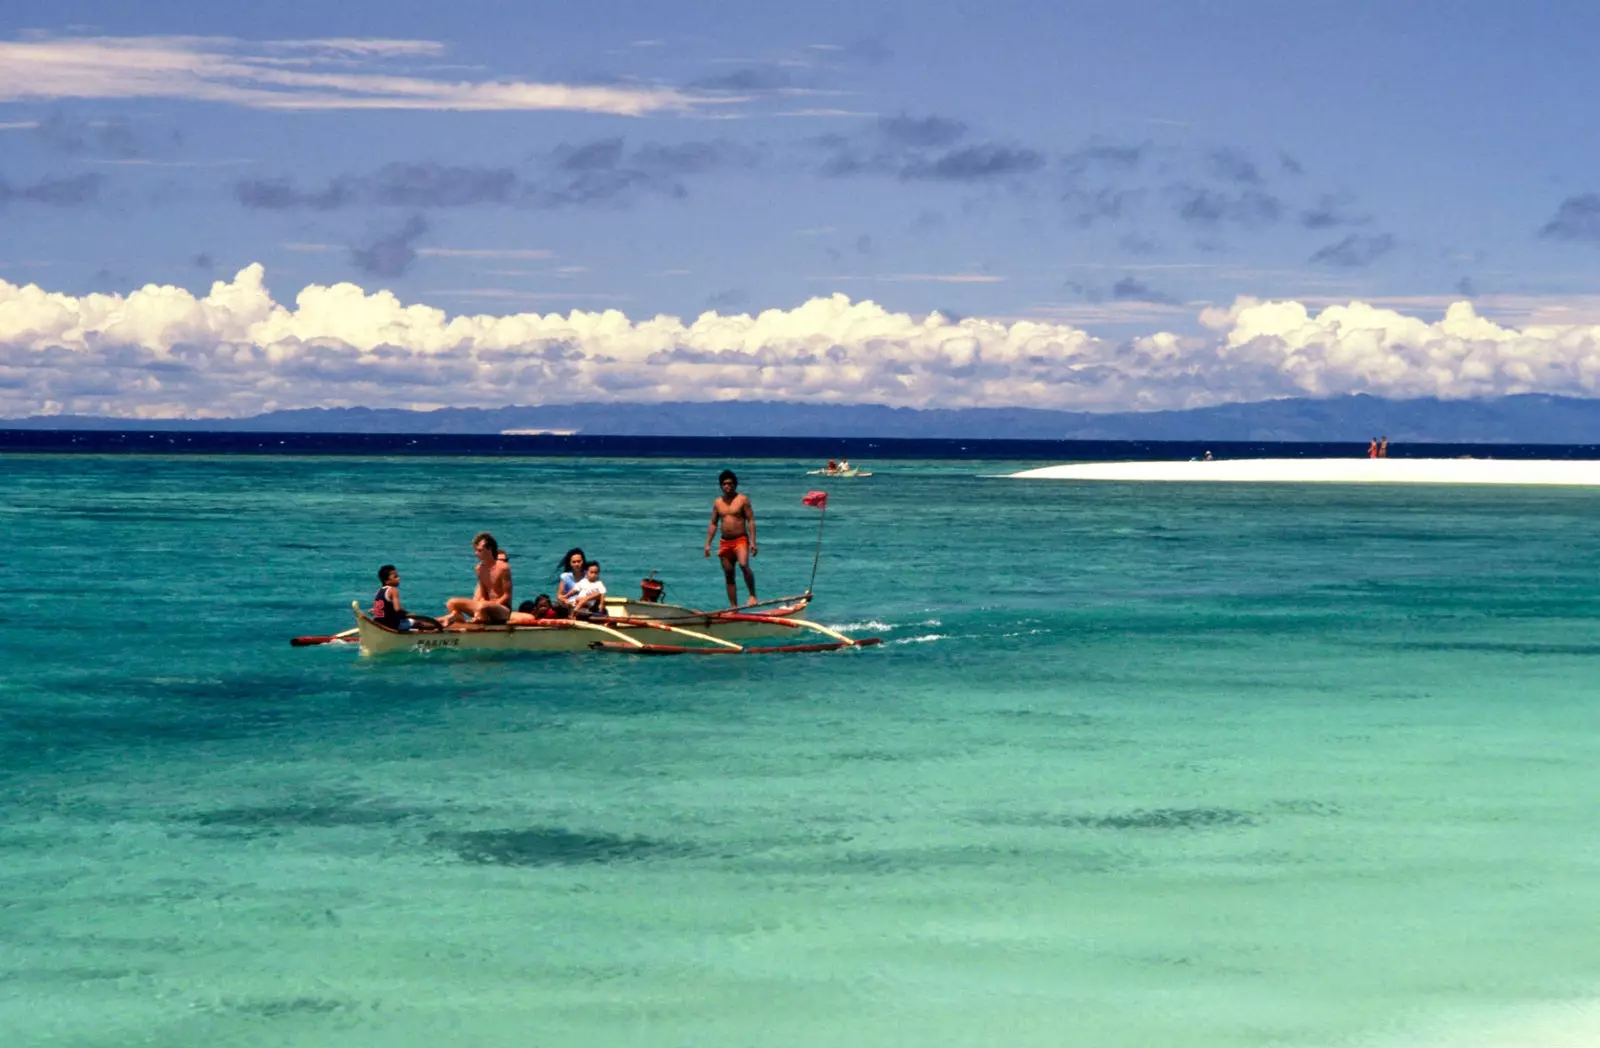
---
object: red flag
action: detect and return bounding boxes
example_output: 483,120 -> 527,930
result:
801,490 -> 828,508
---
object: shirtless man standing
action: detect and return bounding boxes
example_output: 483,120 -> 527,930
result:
704,469 -> 758,606
442,531 -> 512,626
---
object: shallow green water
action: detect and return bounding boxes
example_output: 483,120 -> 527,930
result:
4,455 -> 1600,1047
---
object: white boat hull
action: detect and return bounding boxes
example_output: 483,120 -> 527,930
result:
352,595 -> 819,656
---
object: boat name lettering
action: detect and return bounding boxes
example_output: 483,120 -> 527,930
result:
414,637 -> 460,649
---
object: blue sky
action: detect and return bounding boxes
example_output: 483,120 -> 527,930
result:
4,1 -> 1600,417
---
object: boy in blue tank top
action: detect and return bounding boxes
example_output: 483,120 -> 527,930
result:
372,564 -> 415,631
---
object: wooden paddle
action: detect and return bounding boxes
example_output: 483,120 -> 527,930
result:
289,627 -> 359,647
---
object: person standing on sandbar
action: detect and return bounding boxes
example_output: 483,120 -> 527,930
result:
704,468 -> 758,606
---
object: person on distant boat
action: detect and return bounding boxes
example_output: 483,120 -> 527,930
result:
442,532 -> 512,626
510,593 -> 558,624
1367,437 -> 1379,459
1203,450 -> 1213,461
1378,436 -> 1389,458
827,459 -> 838,472
372,564 -> 415,632
704,468 -> 758,606
554,547 -> 587,615
565,561 -> 608,619
839,459 -> 851,472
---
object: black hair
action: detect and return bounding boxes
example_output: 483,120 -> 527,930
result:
378,564 -> 397,583
557,547 -> 586,583
585,560 -> 601,572
719,469 -> 737,485
533,593 -> 552,605
517,600 -> 537,614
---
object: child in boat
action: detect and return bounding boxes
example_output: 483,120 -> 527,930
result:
565,561 -> 607,619
372,564 -> 414,632
510,594 -> 558,624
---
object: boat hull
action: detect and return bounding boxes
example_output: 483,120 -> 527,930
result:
352,596 -> 817,656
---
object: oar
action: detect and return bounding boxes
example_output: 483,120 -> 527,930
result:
289,627 -> 359,647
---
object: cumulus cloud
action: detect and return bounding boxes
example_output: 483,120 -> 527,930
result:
7,265 -> 1600,419
0,35 -> 704,114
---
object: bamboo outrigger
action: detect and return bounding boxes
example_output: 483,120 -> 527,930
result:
298,593 -> 882,657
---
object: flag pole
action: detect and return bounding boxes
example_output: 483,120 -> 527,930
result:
805,497 -> 828,596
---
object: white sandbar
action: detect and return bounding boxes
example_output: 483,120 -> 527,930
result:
1008,458 -> 1600,486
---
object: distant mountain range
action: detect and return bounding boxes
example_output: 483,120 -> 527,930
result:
8,394 -> 1600,443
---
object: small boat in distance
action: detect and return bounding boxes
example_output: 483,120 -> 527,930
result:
808,459 -> 872,477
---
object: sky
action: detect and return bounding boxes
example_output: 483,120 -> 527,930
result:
4,0 -> 1600,418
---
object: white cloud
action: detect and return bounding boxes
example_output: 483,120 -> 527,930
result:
4,264 -> 1600,418
0,35 -> 707,115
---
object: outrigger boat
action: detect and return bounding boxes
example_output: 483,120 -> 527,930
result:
298,591 -> 883,657
295,490 -> 878,657
806,467 -> 872,477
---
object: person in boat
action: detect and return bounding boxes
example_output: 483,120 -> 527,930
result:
372,564 -> 415,632
442,531 -> 512,626
565,561 -> 607,619
826,459 -> 838,472
510,594 -> 558,624
704,468 -> 758,606
1367,437 -> 1379,459
1378,435 -> 1389,458
554,547 -> 587,615
839,459 -> 851,472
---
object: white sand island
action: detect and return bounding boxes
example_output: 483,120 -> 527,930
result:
1009,458 -> 1600,486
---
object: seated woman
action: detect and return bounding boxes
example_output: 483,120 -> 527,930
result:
509,594 -> 558,624
554,547 -> 587,615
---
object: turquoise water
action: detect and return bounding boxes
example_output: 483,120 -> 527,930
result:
5,454 -> 1600,1047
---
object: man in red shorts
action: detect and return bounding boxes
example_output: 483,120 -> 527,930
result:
703,468 -> 758,606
